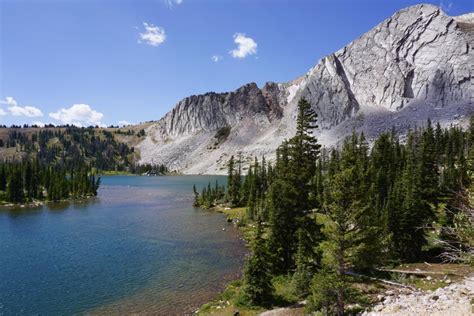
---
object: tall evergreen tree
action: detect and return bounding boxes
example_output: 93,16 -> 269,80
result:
314,135 -> 383,315
267,98 -> 321,272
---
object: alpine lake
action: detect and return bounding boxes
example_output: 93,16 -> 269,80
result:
0,175 -> 246,314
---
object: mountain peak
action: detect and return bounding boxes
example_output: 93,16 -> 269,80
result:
138,5 -> 473,174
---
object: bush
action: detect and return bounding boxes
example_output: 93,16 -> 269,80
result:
214,126 -> 231,143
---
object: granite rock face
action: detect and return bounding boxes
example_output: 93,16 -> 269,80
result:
138,4 -> 473,174
156,82 -> 285,137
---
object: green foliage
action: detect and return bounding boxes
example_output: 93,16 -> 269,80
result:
6,167 -> 24,203
227,155 -> 242,207
194,102 -> 474,312
239,221 -> 274,307
137,129 -> 146,137
1,127 -> 135,172
0,160 -> 100,203
131,163 -> 169,175
193,180 -> 226,208
291,229 -> 313,297
266,98 -> 322,273
311,134 -> 383,315
266,179 -> 300,272
306,269 -> 342,315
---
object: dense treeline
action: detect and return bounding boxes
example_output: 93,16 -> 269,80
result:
0,126 -> 148,204
0,160 -> 100,204
194,98 -> 474,314
131,163 -> 170,175
0,127 -> 135,171
193,181 -> 226,208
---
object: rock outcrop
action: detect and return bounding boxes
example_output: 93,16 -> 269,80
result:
138,4 -> 473,174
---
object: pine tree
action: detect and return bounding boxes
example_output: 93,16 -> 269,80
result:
227,155 -> 241,206
266,178 -> 299,273
240,220 -> 273,307
398,131 -> 430,261
0,165 -> 6,191
267,98 -> 321,273
192,184 -> 199,207
315,135 -> 383,315
292,229 -> 313,297
6,167 -> 24,203
418,119 -> 440,212
307,269 -> 341,315
287,98 -> 321,211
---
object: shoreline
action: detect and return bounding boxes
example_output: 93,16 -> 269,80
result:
192,205 -> 256,315
0,196 -> 97,209
193,206 -> 474,316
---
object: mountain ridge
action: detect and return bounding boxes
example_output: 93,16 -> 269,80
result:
137,4 -> 473,174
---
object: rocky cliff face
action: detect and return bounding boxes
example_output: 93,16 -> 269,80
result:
138,4 -> 473,174
156,82 -> 285,137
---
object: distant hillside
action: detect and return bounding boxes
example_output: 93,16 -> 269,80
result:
0,126 -> 147,172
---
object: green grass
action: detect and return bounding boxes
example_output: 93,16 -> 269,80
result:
196,274 -> 304,315
272,275 -> 299,305
196,280 -> 264,315
221,206 -> 247,220
382,263 -> 473,291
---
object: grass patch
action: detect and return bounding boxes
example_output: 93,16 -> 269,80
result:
272,275 -> 299,305
197,280 -> 264,315
222,207 -> 247,221
379,263 -> 473,291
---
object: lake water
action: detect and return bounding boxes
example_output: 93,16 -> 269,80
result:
0,176 -> 245,315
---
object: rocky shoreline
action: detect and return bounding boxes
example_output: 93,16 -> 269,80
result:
364,276 -> 473,315
0,196 -> 97,209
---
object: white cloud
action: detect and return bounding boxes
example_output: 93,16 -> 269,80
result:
118,120 -> 132,127
165,0 -> 183,8
49,104 -> 104,127
1,96 -> 18,107
229,33 -> 257,59
211,55 -> 223,62
0,97 -> 43,117
439,0 -> 453,12
139,22 -> 166,47
9,105 -> 43,117
0,108 -> 6,116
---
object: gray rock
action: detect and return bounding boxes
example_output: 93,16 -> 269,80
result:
430,295 -> 439,300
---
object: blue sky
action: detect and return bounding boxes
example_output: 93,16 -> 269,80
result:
0,0 -> 472,127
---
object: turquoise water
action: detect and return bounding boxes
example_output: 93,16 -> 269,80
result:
0,176 -> 245,315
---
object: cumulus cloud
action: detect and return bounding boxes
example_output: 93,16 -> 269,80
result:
229,33 -> 257,59
0,108 -> 6,116
0,97 -> 43,117
9,105 -> 43,117
49,104 -> 104,127
118,120 -> 132,127
211,55 -> 223,62
139,23 -> 166,46
1,96 -> 18,107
